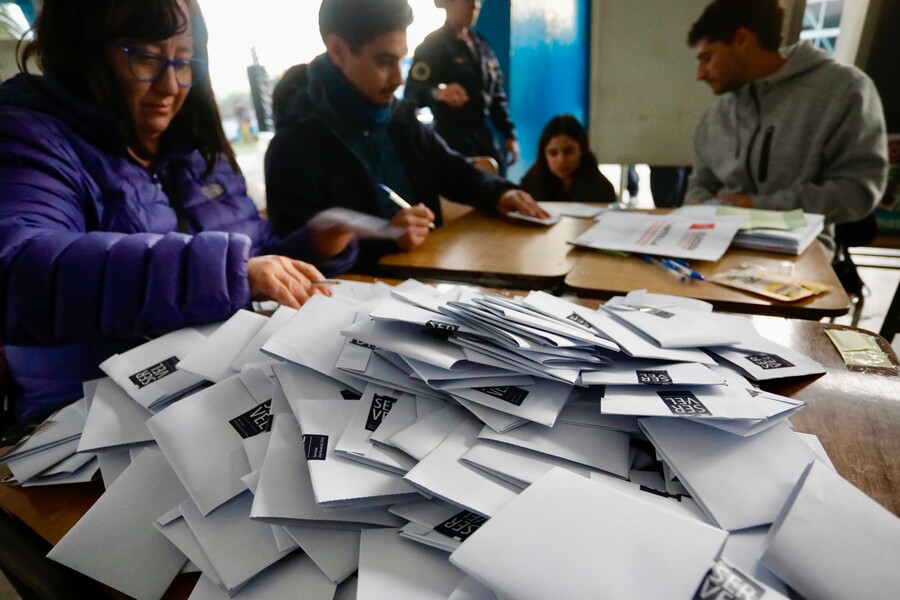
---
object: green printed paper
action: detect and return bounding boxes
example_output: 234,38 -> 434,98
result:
716,207 -> 807,231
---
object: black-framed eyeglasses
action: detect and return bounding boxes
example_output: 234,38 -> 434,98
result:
113,44 -> 207,88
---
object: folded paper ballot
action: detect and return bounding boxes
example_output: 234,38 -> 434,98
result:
1,397 -> 88,463
273,362 -> 360,404
461,440 -> 596,489
341,318 -> 468,371
369,394 -> 442,449
687,390 -> 804,437
448,576 -> 500,600
390,498 -> 485,553
230,305 -> 298,372
477,420 -> 631,478
448,378 -> 573,427
578,360 -> 725,386
147,369 -> 280,516
357,528 -> 467,600
452,397 -> 527,433
601,382 -> 769,420
156,507 -> 226,590
291,399 -> 421,507
252,415 -> 404,528
388,405 -> 469,461
404,418 -> 520,517
449,468 -> 728,600
186,552 -> 337,600
334,385 -> 418,474
603,302 -> 742,348
720,527 -> 791,597
284,524 -> 361,584
100,327 -> 209,410
177,309 -> 269,382
640,419 -> 820,531
706,337 -> 826,381
761,460 -> 900,600
48,448 -> 189,600
77,378 -> 154,452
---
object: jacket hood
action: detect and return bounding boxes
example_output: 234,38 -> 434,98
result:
761,41 -> 833,86
0,73 -> 128,151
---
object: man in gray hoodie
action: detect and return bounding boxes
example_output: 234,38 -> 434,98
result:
684,0 -> 887,238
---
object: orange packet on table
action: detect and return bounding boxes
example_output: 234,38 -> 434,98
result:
709,264 -> 831,302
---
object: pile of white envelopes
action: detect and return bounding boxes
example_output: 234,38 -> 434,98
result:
10,279 -> 898,600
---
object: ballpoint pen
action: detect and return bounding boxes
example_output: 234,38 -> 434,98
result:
378,184 -> 435,230
639,254 -> 686,281
663,258 -> 705,281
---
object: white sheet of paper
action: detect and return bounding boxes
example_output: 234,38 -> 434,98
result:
706,338 -> 826,381
404,419 -> 520,517
187,552 -> 336,600
761,460 -> 900,600
78,378 -> 154,452
453,396 -> 527,433
507,205 -> 561,225
448,378 -> 572,427
99,328 -> 208,409
335,386 -> 418,473
357,528 -> 467,600
641,419 -> 819,531
155,508 -> 225,589
721,527 -> 790,596
47,448 -> 189,600
177,310 -> 269,382
389,405 -> 469,461
230,305 -> 298,372
283,524 -> 361,584
603,303 -> 742,348
96,446 -> 134,489
557,203 -> 603,218
449,468 -> 727,600
148,369 -> 277,515
292,400 -> 421,507
251,415 -> 403,528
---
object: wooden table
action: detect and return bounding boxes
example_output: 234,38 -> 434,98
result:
378,209 -> 595,289
1,316 -> 897,598
566,241 -> 851,319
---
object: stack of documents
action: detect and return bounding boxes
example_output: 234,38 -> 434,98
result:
677,205 -> 826,255
20,278 -> 898,599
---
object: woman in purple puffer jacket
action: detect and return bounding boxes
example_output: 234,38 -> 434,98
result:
0,0 -> 358,423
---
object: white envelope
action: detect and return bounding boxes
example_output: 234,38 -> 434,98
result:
453,397 -> 527,434
449,468 -> 727,600
449,576 -> 500,600
96,446 -> 134,489
448,378 -> 573,427
454,337 -> 582,384
590,470 -> 709,523
579,360 -> 725,386
284,524 -> 361,584
1,398 -> 88,462
251,415 -> 403,528
179,492 -> 294,593
186,552 -> 336,600
230,305 -> 298,372
292,400 -> 421,507
357,528 -> 467,600
601,383 -> 768,419
603,301 -> 741,348
461,441 -> 595,489
261,295 -> 366,390
640,419 -> 820,531
389,405 -> 469,461
706,338 -> 826,381
20,456 -> 99,487
554,403 -> 641,433
47,448 -> 189,600
370,296 -> 465,331
78,378 -> 154,452
155,507 -> 225,590
393,498 -> 487,553
761,460 -> 900,600
368,390 -> 423,449
335,386 -> 418,474
148,369 -> 278,515
477,420 -> 631,477
686,390 -> 804,437
341,319 -> 468,371
273,362 -> 361,404
99,328 -> 208,410
404,419 -> 520,517
177,310 -> 269,382
721,527 -> 790,596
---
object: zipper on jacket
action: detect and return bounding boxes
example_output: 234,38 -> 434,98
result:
743,85 -> 762,195
758,125 -> 775,184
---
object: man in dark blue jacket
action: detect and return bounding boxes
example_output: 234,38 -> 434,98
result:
265,0 -> 547,272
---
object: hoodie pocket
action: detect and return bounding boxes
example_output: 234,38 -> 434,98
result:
758,126 -> 775,184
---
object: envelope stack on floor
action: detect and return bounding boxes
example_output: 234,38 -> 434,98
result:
12,279 -> 898,600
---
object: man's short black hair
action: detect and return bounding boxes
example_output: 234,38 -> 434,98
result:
319,0 -> 414,49
688,0 -> 784,51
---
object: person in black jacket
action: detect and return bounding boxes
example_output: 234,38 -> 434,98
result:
265,0 -> 546,272
520,115 -> 616,204
404,0 -> 517,174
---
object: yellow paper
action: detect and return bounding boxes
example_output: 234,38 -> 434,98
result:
709,265 -> 832,302
825,329 -> 894,368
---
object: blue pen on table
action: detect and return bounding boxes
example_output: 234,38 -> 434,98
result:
662,258 -> 705,281
639,254 -> 686,282
378,184 -> 435,229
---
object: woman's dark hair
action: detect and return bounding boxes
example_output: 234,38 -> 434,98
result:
20,0 -> 237,175
687,0 -> 784,51
525,114 -> 598,197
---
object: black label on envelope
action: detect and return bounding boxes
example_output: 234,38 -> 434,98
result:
566,312 -> 591,328
636,370 -> 673,385
423,320 -> 458,341
658,391 -> 711,416
340,389 -> 362,400
128,356 -> 179,389
474,386 -> 528,406
365,394 -> 396,432
637,306 -> 675,319
229,400 -> 272,439
350,339 -> 377,350
693,560 -> 764,600
433,510 -> 487,542
302,434 -> 328,460
745,353 -> 794,370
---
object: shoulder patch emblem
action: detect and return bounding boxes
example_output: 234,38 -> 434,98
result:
409,61 -> 431,81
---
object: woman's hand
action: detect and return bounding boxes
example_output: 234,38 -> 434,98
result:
247,255 -> 331,308
390,204 -> 435,251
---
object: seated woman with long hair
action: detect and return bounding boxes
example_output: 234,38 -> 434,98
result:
520,114 -> 616,204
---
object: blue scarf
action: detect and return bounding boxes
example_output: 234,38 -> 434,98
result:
319,56 -> 393,130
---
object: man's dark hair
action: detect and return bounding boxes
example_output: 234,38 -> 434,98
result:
319,0 -> 414,49
21,0 -> 237,176
688,0 -> 784,51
